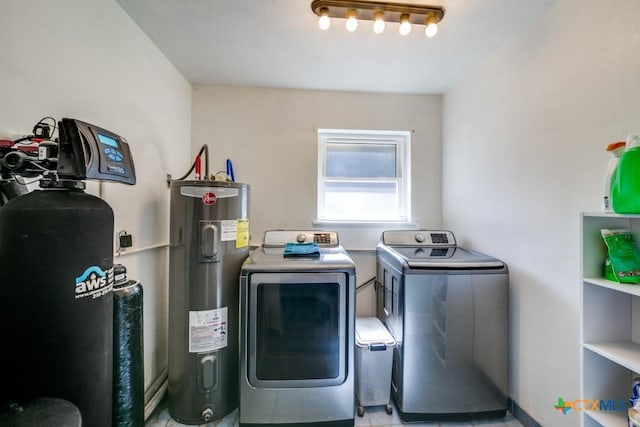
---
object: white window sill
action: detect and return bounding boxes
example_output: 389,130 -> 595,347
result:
313,219 -> 417,226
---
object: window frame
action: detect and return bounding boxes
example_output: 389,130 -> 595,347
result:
316,128 -> 411,224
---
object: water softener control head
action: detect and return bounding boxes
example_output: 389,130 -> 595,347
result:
56,118 -> 136,185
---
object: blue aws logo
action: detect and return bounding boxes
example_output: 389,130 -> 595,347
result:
75,266 -> 112,299
75,266 -> 106,284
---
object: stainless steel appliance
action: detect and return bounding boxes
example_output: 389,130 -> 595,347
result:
239,230 -> 356,427
376,230 -> 508,422
168,181 -> 249,424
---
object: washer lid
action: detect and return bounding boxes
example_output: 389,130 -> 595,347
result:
384,245 -> 504,269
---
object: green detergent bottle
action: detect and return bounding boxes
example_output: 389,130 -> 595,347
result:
612,134 -> 640,213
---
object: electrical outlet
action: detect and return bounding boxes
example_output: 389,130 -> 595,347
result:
119,232 -> 133,249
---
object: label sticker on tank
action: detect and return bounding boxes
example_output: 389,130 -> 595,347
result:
220,220 -> 237,241
236,219 -> 249,248
189,307 -> 228,353
74,266 -> 114,300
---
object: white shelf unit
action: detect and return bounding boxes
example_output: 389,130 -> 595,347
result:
581,212 -> 640,427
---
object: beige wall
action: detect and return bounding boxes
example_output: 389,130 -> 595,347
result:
443,0 -> 640,425
192,86 -> 443,314
0,0 -> 192,390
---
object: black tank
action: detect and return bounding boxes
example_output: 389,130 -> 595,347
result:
0,188 -> 114,427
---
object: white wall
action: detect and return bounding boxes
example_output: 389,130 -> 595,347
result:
192,86 -> 442,314
0,0 -> 192,390
443,0 -> 640,425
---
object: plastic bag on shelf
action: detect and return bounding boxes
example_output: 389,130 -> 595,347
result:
601,229 -> 640,284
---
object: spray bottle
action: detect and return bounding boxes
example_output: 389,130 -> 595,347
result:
603,141 -> 626,212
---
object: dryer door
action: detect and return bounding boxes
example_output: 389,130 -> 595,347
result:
247,272 -> 348,388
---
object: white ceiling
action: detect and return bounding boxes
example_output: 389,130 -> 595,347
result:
116,0 -> 557,94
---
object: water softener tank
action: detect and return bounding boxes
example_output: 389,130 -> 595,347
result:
0,188 -> 114,427
113,264 -> 144,427
168,180 -> 249,424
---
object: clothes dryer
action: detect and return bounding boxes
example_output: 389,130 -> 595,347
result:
240,230 -> 356,427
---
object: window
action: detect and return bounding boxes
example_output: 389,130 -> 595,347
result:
317,129 -> 411,223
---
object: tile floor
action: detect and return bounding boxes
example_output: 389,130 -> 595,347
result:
146,398 -> 524,427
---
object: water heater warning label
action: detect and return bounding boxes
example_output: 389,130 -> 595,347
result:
189,307 -> 228,353
236,219 -> 249,248
220,220 -> 237,241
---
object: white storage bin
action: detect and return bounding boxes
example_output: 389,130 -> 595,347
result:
355,317 -> 396,417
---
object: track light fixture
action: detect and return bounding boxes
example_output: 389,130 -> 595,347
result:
311,0 -> 445,36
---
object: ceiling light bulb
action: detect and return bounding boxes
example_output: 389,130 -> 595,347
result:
346,9 -> 358,32
425,22 -> 438,37
424,13 -> 438,37
399,14 -> 411,36
318,7 -> 331,30
373,11 -> 385,34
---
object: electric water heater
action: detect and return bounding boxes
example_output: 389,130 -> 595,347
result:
167,180 -> 249,424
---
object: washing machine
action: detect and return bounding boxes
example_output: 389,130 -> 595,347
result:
239,230 -> 355,427
376,230 -> 509,422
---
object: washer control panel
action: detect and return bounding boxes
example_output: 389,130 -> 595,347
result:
263,230 -> 339,247
382,230 -> 456,247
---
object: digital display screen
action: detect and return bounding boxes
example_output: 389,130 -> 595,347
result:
431,233 -> 449,244
98,133 -> 119,148
97,132 -> 125,164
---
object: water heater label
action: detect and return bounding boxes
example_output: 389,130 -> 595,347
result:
220,220 -> 237,241
189,307 -> 228,353
236,219 -> 249,248
74,266 -> 114,300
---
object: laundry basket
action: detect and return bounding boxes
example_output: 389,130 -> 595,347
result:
355,317 -> 396,417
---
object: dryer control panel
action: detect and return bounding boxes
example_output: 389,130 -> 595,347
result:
382,230 -> 456,247
263,230 -> 339,247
